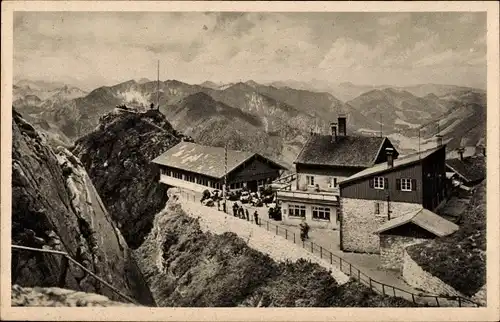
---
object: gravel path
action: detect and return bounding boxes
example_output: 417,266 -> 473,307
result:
169,189 -> 350,285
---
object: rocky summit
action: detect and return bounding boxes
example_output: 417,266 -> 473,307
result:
72,109 -> 184,249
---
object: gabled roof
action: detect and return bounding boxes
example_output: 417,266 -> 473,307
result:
152,141 -> 286,179
374,208 -> 459,237
445,156 -> 485,183
339,145 -> 444,186
294,134 -> 388,168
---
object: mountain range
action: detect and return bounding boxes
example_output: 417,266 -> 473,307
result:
12,78 -> 486,166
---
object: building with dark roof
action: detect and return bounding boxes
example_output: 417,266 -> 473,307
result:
445,155 -> 485,188
277,115 -> 398,230
374,207 -> 459,271
152,141 -> 287,194
338,143 -> 448,254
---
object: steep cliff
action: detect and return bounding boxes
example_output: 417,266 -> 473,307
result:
11,110 -> 153,305
72,109 -> 183,248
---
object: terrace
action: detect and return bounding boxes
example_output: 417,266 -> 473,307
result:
272,173 -> 339,203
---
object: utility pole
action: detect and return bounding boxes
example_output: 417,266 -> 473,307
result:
379,113 -> 383,138
156,60 -> 160,110
224,143 -> 228,210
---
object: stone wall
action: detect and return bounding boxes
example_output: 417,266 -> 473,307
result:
340,197 -> 422,253
402,250 -> 465,298
380,235 -> 428,270
281,200 -> 339,229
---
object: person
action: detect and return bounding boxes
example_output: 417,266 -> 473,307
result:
222,201 -> 227,213
217,199 -> 220,211
254,211 -> 259,226
300,219 -> 310,240
245,209 -> 250,221
239,206 -> 245,219
232,203 -> 238,217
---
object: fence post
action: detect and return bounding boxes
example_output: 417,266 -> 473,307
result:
369,278 -> 372,289
435,297 -> 440,307
285,229 -> 288,240
276,225 -> 278,235
382,284 -> 385,296
302,240 -> 305,248
358,269 -> 360,281
266,221 -> 269,231
393,288 -> 396,297
320,246 -> 322,259
340,258 -> 343,271
412,294 -> 416,304
293,233 -> 295,243
349,263 -> 352,276
58,256 -> 69,287
458,297 -> 461,307
330,253 -> 333,265
311,242 -> 314,253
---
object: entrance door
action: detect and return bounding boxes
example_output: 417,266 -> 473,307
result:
247,180 -> 258,192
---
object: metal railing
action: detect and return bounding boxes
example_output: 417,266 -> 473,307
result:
11,244 -> 141,306
187,192 -> 481,308
276,190 -> 339,202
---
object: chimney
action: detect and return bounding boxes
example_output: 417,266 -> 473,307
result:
457,147 -> 465,161
386,147 -> 394,168
338,114 -> 347,137
436,135 -> 443,147
330,122 -> 337,142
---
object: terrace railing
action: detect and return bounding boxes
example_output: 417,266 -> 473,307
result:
192,192 -> 481,308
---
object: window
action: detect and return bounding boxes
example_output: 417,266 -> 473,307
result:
401,178 -> 412,191
306,175 -> 315,186
373,177 -> 385,189
330,177 -> 338,188
289,204 -> 306,217
312,206 -> 330,221
374,202 -> 380,214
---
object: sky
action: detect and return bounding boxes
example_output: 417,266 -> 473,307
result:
13,12 -> 487,91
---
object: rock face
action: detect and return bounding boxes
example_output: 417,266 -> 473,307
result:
73,109 -> 183,249
11,110 -> 153,305
11,285 -> 136,307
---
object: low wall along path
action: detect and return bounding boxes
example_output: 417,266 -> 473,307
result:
170,188 -> 350,285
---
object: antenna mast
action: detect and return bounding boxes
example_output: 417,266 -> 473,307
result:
156,60 -> 160,109
379,113 -> 383,138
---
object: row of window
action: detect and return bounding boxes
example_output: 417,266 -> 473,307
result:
288,204 -> 332,221
371,177 -> 416,192
161,168 -> 222,189
305,175 -> 339,188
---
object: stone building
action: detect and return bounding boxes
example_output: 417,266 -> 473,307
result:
276,114 -> 398,229
373,208 -> 459,270
338,143 -> 448,254
152,141 -> 287,194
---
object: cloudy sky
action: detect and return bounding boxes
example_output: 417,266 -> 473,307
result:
14,11 -> 486,91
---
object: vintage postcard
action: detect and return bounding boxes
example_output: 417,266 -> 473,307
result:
1,1 -> 499,321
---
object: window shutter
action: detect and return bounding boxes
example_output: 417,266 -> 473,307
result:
374,202 -> 379,214
411,179 -> 417,191
396,179 -> 401,190
369,178 -> 374,188
384,178 -> 388,189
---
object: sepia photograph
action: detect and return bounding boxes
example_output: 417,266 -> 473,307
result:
1,1 -> 499,321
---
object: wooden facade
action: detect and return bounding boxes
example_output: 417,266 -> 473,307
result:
340,147 -> 447,210
340,163 -> 423,204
